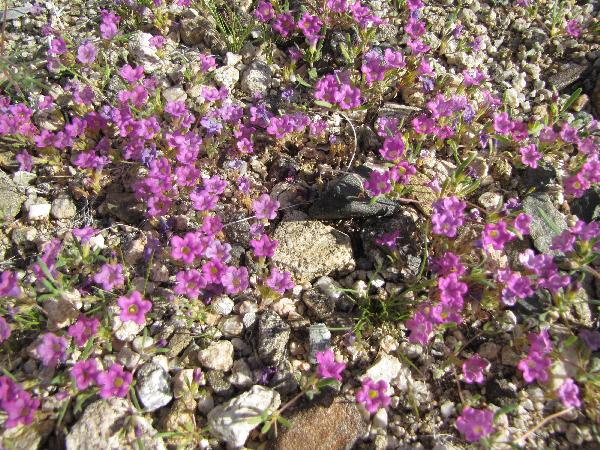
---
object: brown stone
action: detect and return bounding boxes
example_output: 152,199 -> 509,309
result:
274,400 -> 366,450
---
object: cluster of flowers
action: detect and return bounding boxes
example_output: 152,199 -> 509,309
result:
315,349 -> 390,414
71,360 -> 133,399
0,376 -> 40,428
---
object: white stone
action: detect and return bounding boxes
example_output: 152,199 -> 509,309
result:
207,385 -> 281,448
198,340 -> 234,371
229,359 -> 254,388
212,296 -> 234,315
28,202 -> 51,220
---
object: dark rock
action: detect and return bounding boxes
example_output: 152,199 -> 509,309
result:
0,170 -> 25,221
101,191 -> 145,224
485,378 -> 518,404
547,63 -> 590,92
302,288 -> 334,320
269,361 -> 299,395
361,208 -> 423,280
308,173 -> 401,220
570,186 -> 600,222
257,310 -> 290,366
222,211 -> 252,248
521,165 -> 557,192
377,102 -> 422,122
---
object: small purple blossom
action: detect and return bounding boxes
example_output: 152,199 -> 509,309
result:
36,332 -> 68,367
455,407 -> 494,442
315,348 -> 346,381
117,291 -> 152,325
355,378 -> 391,414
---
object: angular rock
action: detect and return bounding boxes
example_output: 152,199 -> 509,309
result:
0,170 -> 25,221
128,32 -> 162,73
308,173 -> 400,220
257,310 -> 290,366
66,398 -> 165,450
229,359 -> 254,388
522,192 -> 567,254
136,362 -> 173,412
1,419 -> 53,450
50,196 -> 77,219
43,291 -> 81,331
302,288 -> 334,320
362,354 -> 412,393
275,400 -> 366,450
241,61 -> 272,96
208,385 -> 281,448
272,219 -> 355,282
110,305 -> 145,342
214,66 -> 240,90
570,186 -> 600,222
198,340 -> 234,371
547,63 -> 589,92
206,370 -> 233,396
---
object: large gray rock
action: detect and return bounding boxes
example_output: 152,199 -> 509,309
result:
208,385 -> 281,448
522,192 -> 567,254
136,362 -> 173,412
241,61 -> 272,96
66,398 -> 165,450
257,310 -> 290,366
0,170 -> 25,221
272,218 -> 355,282
308,173 -> 401,220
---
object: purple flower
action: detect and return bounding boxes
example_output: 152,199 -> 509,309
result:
272,13 -> 295,38
68,315 -> 100,347
254,1 -> 274,22
438,273 -> 467,308
174,269 -> 206,299
565,19 -> 582,38
355,378 -> 391,414
16,150 -> 33,171
72,226 -> 97,244
49,37 -> 67,55
405,310 -> 433,345
266,267 -> 294,294
315,348 -> 346,381
93,263 -> 125,291
481,220 -> 515,251
364,170 -> 392,197
513,213 -> 531,235
557,378 -> 581,408
455,407 -> 494,442
298,13 -> 322,46
120,64 -> 144,83
77,41 -> 97,65
379,136 -> 405,161
0,271 -> 21,298
97,363 -> 132,398
117,291 -> 152,325
529,330 -> 552,355
221,266 -> 249,295
250,234 -> 278,258
0,315 -> 11,343
493,112 -> 513,135
579,330 -> 600,351
431,196 -> 467,237
253,194 -> 280,220
36,332 -> 68,367
518,353 -> 552,383
375,230 -> 400,249
71,359 -> 100,390
2,387 -> 40,429
462,355 -> 489,384
520,144 -> 541,168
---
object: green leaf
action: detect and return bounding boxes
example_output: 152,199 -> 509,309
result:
261,420 -> 272,434
276,415 -> 291,428
563,335 -> 578,348
560,88 -> 583,114
314,100 -> 333,108
493,403 -> 518,423
295,75 -> 312,88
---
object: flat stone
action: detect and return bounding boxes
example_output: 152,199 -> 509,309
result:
66,398 -> 165,450
308,323 -> 331,363
0,170 -> 25,221
50,196 -> 77,219
272,220 -> 355,282
208,385 -> 281,448
257,310 -> 290,366
275,400 -> 366,450
547,63 -> 589,92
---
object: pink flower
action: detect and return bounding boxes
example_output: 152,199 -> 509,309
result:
405,310 -> 434,345
0,316 -> 11,343
170,233 -> 203,265
250,234 -> 278,258
77,41 -> 97,65
518,353 -> 552,383
266,267 -> 294,294
0,271 -> 21,297
379,136 -> 405,161
432,197 -> 466,237
117,291 -> 152,325
364,170 -> 392,196
529,330 -> 552,355
557,378 -> 581,408
174,269 -> 206,299
438,273 -> 467,308
493,112 -> 514,135
1,385 -> 40,428
519,144 -> 541,168
253,194 -> 280,220
254,0 -> 274,22
455,407 -> 494,442
481,220 -> 515,251
272,12 -> 295,37
221,266 -> 249,295
71,359 -> 100,390
513,213 -> 531,235
462,355 -> 489,384
565,19 -> 582,38
93,263 -> 124,291
36,332 -> 68,367
355,378 -> 391,414
315,348 -> 346,381
68,316 -> 100,347
97,363 -> 132,398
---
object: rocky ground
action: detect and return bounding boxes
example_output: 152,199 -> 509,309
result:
1,0 -> 600,449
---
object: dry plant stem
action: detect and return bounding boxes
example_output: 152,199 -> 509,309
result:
515,407 -> 574,445
340,112 -> 358,171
